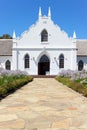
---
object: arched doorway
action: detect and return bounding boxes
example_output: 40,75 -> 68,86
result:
38,55 -> 50,75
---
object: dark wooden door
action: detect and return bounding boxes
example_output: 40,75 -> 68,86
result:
38,62 -> 49,75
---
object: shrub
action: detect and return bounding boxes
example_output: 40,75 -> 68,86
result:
0,68 -> 34,99
56,76 -> 87,97
58,69 -> 75,78
0,76 -> 33,99
58,69 -> 87,80
0,87 -> 7,97
55,76 -> 72,86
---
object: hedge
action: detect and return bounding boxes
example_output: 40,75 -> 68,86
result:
0,76 -> 33,99
55,76 -> 87,97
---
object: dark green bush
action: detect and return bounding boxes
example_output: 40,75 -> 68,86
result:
0,76 -> 33,99
0,87 -> 7,97
56,76 -> 87,97
55,76 -> 72,86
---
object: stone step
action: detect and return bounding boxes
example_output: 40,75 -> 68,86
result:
31,75 -> 56,78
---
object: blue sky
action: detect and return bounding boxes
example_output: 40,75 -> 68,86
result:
0,0 -> 87,39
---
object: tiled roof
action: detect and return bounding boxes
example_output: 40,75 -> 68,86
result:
76,40 -> 87,56
0,39 -> 12,56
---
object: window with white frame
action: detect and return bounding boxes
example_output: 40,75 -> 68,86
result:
5,60 -> 11,70
41,29 -> 48,42
24,54 -> 30,68
59,54 -> 64,68
78,60 -> 84,71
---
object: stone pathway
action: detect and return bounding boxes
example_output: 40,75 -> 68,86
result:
0,78 -> 87,130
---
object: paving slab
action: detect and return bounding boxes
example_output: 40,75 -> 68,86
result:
0,78 -> 87,130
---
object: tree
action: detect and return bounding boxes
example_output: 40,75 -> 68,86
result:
0,34 -> 12,39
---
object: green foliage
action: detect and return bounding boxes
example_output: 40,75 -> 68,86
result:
0,87 -> 7,97
55,76 -> 72,86
0,34 -> 12,39
55,76 -> 87,97
0,75 -> 33,99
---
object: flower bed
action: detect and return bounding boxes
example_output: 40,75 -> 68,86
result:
0,68 -> 33,99
56,70 -> 87,97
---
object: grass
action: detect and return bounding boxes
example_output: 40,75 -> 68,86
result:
0,75 -> 33,99
55,76 -> 87,97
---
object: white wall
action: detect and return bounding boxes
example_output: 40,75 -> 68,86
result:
12,48 -> 77,75
12,15 -> 77,75
15,16 -> 76,49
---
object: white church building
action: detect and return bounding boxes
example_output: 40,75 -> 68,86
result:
0,8 -> 87,75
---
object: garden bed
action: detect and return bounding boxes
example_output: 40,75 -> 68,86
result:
56,70 -> 87,97
0,69 -> 33,99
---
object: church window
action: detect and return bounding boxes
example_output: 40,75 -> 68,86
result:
5,60 -> 11,70
59,54 -> 64,68
41,29 -> 48,42
24,54 -> 30,68
78,60 -> 84,71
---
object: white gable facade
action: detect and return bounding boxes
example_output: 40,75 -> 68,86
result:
12,8 -> 77,75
